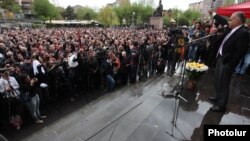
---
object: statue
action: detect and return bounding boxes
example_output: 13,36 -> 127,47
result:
153,0 -> 163,17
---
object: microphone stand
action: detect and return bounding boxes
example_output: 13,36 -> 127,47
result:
186,33 -> 215,45
164,34 -> 213,139
164,41 -> 190,139
165,67 -> 188,139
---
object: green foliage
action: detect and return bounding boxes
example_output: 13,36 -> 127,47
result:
182,10 -> 200,24
167,8 -> 201,26
0,0 -> 15,10
113,2 -> 153,25
113,1 -> 132,25
32,23 -> 44,28
33,0 -> 59,21
98,6 -> 119,26
178,16 -> 190,26
76,7 -> 97,20
54,7 -> 64,20
11,4 -> 22,14
0,0 -> 21,14
131,4 -> 153,24
62,6 -> 76,20
163,16 -> 171,27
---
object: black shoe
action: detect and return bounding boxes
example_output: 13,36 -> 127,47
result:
209,105 -> 226,112
208,96 -> 217,102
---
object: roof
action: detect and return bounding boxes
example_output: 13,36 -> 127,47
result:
217,2 -> 250,18
45,20 -> 101,25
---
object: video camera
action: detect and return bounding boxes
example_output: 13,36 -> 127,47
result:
168,28 -> 186,48
168,28 -> 183,37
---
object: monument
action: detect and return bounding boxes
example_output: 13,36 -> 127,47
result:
150,0 -> 164,29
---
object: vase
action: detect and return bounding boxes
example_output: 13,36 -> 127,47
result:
187,79 -> 196,90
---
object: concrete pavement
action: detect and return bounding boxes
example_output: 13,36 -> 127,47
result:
2,67 -> 250,141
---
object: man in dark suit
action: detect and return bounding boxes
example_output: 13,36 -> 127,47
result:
208,11 -> 249,112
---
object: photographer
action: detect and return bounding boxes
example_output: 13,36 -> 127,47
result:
166,28 -> 185,75
20,74 -> 46,124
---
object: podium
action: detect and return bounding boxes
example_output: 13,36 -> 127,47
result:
150,17 -> 163,29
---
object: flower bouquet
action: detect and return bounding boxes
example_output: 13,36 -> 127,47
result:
185,62 -> 209,89
186,62 -> 209,80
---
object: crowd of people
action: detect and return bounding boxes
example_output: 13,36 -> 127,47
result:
0,15 -> 249,130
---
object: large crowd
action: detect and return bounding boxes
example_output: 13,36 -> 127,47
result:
0,20 -> 249,130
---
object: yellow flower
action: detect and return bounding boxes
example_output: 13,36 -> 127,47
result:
186,61 -> 209,73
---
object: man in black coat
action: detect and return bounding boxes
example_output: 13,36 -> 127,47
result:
208,11 -> 249,112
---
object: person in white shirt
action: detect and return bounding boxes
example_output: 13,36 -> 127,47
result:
0,71 -> 20,98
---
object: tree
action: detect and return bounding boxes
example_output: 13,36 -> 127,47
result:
113,3 -> 153,25
165,8 -> 200,26
33,0 -> 58,21
0,0 -> 21,14
113,2 -> 132,25
55,7 -> 65,20
62,6 -> 76,20
182,10 -> 200,25
177,16 -> 189,26
76,7 -> 97,20
139,5 -> 154,24
0,0 -> 15,10
98,6 -> 119,26
11,4 -> 21,14
163,16 -> 171,27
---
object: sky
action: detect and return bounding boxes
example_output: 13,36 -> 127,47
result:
49,0 -> 202,11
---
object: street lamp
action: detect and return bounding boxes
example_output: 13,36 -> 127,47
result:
122,18 -> 126,26
132,12 -> 135,26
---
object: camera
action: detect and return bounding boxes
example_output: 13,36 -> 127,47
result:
168,28 -> 183,37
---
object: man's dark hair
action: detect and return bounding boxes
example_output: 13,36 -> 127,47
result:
132,41 -> 138,47
235,12 -> 246,24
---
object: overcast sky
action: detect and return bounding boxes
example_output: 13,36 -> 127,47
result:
49,0 -> 202,10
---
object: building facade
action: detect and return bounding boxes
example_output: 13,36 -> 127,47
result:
21,0 -> 32,15
201,0 -> 223,21
189,1 -> 203,13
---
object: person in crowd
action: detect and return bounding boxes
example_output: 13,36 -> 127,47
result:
0,71 -> 20,99
208,10 -> 249,112
0,26 -> 173,129
235,24 -> 250,76
120,51 -> 130,85
188,22 -> 205,61
19,74 -> 47,124
100,52 -> 115,92
0,71 -> 23,129
129,41 -> 139,83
